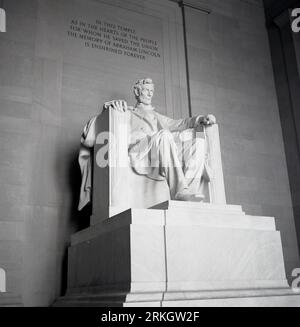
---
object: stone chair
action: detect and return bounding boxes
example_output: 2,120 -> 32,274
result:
56,108 -> 296,307
90,108 -> 226,225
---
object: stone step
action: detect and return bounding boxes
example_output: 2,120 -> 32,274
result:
151,200 -> 244,213
0,293 -> 22,306
161,294 -> 300,307
165,210 -> 276,231
72,207 -> 276,245
54,288 -> 300,307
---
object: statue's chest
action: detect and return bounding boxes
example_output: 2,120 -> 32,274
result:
130,110 -> 161,135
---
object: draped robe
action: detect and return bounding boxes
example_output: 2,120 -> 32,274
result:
78,106 -> 212,210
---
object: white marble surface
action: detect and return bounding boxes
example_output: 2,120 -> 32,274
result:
165,226 -> 287,290
130,224 -> 166,286
66,202 -> 288,302
72,209 -> 165,245
161,295 -> 300,307
205,124 -> 226,204
151,200 -> 242,212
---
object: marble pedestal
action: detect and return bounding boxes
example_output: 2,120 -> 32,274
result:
55,202 -> 300,306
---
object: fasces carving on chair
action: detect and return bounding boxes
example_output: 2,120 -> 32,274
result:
78,78 -> 220,219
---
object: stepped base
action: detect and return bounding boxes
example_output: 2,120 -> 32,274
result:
0,293 -> 23,307
55,201 -> 298,307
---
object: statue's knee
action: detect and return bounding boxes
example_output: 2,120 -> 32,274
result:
160,129 -> 173,140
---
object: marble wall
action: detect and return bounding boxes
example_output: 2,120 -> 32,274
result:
0,0 -> 37,306
266,8 -> 300,278
0,0 -> 187,306
184,0 -> 300,278
0,0 -> 299,306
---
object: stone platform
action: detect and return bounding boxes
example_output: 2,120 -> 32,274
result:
0,293 -> 23,307
54,202 -> 300,306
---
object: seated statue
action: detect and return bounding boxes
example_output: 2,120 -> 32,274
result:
78,78 -> 216,212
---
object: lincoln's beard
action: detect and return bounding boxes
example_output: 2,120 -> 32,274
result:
138,96 -> 152,106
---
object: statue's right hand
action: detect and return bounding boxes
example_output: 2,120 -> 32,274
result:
103,100 -> 127,112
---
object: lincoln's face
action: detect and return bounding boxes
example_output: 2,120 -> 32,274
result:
137,83 -> 154,105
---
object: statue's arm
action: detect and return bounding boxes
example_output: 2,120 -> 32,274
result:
156,112 -> 216,132
154,112 -> 192,131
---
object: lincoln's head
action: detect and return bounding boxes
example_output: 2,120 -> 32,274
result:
133,78 -> 154,106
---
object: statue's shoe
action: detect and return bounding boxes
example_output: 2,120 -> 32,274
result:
174,191 -> 205,202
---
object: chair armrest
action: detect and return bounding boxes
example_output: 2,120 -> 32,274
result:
205,124 -> 226,204
92,109 -> 130,223
95,109 -> 130,169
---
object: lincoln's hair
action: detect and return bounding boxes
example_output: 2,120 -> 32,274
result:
133,78 -> 154,99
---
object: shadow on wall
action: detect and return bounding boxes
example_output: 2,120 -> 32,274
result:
276,221 -> 299,286
293,206 -> 300,272
57,145 -> 91,298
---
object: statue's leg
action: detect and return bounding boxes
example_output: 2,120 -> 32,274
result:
178,137 -> 206,195
151,130 -> 188,199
